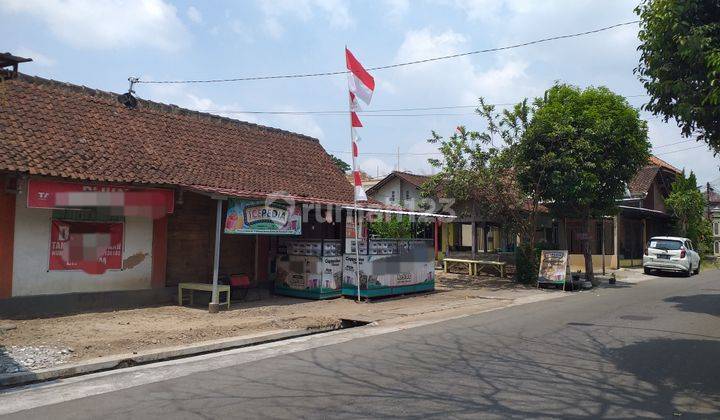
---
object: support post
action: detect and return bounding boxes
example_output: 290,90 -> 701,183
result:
614,215 -> 619,269
0,175 -> 15,299
434,218 -> 439,260
209,198 -> 223,313
471,220 -> 477,258
601,218 -> 606,276
482,221 -> 488,254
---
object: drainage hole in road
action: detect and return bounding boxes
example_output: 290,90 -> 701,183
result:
339,319 -> 371,329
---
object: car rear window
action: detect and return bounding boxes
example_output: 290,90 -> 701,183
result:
648,239 -> 683,250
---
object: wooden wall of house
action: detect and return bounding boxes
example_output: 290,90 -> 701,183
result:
166,191 -> 214,286
166,192 -> 259,286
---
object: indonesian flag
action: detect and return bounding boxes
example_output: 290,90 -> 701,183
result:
346,48 -> 374,203
346,48 -> 375,105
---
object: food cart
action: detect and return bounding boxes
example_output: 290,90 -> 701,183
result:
342,237 -> 436,299
274,238 -> 343,299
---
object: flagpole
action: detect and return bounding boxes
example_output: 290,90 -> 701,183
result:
347,76 -> 362,303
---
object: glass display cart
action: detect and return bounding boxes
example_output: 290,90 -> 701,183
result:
342,238 -> 435,299
274,238 -> 343,299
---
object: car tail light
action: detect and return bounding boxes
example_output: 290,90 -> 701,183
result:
644,248 -> 648,256
680,246 -> 686,259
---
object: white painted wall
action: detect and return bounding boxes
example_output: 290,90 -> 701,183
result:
12,186 -> 153,296
369,178 -> 425,210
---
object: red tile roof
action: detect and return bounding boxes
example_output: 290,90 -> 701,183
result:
649,155 -> 681,174
628,165 -> 660,196
0,73 -> 357,205
627,155 -> 681,196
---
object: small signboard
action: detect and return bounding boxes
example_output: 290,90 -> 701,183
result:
538,250 -> 569,284
224,199 -> 301,235
49,220 -> 123,274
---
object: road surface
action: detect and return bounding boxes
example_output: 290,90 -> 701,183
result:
1,269 -> 719,418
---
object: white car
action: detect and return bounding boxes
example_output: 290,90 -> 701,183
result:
643,236 -> 701,276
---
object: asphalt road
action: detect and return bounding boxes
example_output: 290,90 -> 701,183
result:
2,270 -> 720,419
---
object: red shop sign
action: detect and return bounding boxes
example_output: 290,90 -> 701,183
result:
49,220 -> 124,274
27,179 -> 174,217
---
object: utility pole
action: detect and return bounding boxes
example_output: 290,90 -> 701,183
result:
396,147 -> 400,172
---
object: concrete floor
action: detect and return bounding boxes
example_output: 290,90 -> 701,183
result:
1,269 -> 718,419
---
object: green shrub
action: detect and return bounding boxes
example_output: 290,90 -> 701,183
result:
515,242 -> 553,283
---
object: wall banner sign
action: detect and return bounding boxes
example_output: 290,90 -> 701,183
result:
49,220 -> 123,274
224,199 -> 301,235
27,179 -> 174,217
538,250 -> 569,284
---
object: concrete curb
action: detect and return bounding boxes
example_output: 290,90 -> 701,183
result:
0,326 -> 337,388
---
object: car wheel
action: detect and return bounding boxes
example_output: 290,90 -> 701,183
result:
693,263 -> 700,275
684,266 -> 692,277
643,267 -> 651,275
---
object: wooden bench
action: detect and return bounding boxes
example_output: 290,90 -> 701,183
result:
178,282 -> 231,309
443,258 -> 507,278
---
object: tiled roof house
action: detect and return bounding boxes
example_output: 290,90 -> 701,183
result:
0,65 -> 359,302
0,73 -> 355,205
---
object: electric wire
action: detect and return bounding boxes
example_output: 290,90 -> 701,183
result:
186,94 -> 649,116
134,20 -> 640,85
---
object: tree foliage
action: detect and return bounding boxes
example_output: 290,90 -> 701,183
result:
666,170 -> 714,255
421,102 -> 531,236
635,0 -> 720,153
368,214 -> 419,239
329,154 -> 351,173
518,83 -> 651,282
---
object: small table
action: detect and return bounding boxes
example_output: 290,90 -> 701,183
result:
443,258 -> 507,277
178,282 -> 231,309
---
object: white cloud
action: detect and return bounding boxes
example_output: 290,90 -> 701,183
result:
144,83 -> 325,139
263,17 -> 285,39
186,5 -> 202,24
230,20 -> 254,43
14,48 -> 55,67
443,0 -> 504,22
0,0 -> 188,51
257,0 -> 353,39
359,157 -> 394,178
383,0 -> 409,21
393,27 -> 532,103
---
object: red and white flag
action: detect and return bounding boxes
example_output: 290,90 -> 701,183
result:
346,48 -> 375,105
346,48 -> 375,202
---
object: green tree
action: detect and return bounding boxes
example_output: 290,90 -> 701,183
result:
421,99 -> 533,260
368,214 -> 422,238
518,83 -> 651,284
329,154 -> 351,173
635,0 -> 720,153
665,170 -> 714,255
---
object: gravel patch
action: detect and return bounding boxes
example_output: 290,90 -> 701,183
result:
0,345 -> 74,374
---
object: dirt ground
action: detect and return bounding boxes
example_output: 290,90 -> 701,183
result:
0,272 -> 540,368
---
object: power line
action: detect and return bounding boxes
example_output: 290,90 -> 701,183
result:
191,94 -> 650,116
135,20 -> 640,85
652,139 -> 695,149
655,144 -> 709,156
328,149 -> 442,156
330,141 -> 712,158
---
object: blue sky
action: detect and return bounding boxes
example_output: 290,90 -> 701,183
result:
2,0 -> 719,185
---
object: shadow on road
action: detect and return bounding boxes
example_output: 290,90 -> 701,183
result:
664,294 -> 720,317
610,338 -> 720,395
0,345 -> 26,375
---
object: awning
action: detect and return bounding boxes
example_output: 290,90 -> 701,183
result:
27,178 -> 174,218
618,205 -> 671,220
341,205 -> 456,220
